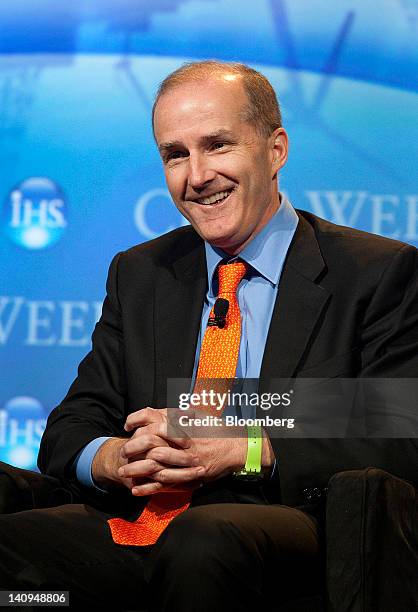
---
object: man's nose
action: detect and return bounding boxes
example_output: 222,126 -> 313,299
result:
187,154 -> 216,190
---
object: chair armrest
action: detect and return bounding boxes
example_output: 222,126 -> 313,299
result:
325,467 -> 417,612
0,461 -> 79,513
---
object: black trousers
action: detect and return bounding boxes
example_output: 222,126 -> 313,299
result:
0,465 -> 323,611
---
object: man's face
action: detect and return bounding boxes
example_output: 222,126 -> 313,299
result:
153,76 -> 288,254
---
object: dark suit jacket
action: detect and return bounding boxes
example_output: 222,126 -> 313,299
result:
37,210 -> 418,515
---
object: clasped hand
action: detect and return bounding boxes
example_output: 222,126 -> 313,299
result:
118,407 -> 246,496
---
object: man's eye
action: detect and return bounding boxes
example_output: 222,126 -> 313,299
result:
211,142 -> 226,150
165,151 -> 187,162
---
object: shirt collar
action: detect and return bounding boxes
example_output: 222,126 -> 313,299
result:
205,194 -> 299,295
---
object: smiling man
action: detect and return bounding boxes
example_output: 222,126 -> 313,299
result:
154,71 -> 288,254
0,61 -> 416,611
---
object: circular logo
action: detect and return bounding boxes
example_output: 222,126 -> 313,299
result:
0,396 -> 47,470
3,177 -> 68,249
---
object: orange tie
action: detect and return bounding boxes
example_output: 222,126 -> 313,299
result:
107,260 -> 248,546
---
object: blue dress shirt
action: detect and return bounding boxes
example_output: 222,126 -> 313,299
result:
74,195 -> 298,490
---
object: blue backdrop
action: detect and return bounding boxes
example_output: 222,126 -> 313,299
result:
1,0 -> 417,470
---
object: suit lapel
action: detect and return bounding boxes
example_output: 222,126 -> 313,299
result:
153,214 -> 330,405
154,237 -> 207,406
259,213 -> 331,391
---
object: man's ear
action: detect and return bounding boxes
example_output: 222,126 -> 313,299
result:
271,127 -> 289,177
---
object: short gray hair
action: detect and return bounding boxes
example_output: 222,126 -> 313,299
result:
152,60 -> 282,138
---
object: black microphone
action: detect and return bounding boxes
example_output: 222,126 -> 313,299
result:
208,298 -> 229,328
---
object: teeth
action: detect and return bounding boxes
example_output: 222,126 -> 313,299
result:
197,189 -> 232,205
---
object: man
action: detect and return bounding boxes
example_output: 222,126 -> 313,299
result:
0,61 -> 416,611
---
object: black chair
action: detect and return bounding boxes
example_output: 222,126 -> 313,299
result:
0,463 -> 416,611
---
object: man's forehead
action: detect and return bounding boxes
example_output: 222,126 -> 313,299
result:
154,87 -> 245,149
154,76 -> 246,119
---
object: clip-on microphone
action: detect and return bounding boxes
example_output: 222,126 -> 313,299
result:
208,298 -> 229,328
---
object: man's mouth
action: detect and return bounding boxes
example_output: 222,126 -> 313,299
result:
195,188 -> 235,206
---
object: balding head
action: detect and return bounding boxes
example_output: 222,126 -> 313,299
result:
152,60 -> 282,139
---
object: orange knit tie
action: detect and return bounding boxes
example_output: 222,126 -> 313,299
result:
107,261 -> 248,546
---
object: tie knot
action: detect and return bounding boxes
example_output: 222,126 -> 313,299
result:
217,261 -> 248,295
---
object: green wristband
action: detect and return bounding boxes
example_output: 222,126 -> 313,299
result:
233,424 -> 262,478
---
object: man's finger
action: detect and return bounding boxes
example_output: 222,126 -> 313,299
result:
124,407 -> 165,431
136,420 -> 191,449
146,446 -> 201,467
126,417 -> 191,450
157,418 -> 194,448
118,458 -> 163,479
131,481 -> 164,496
124,407 -> 196,440
131,481 -> 203,497
122,431 -> 170,460
152,466 -> 206,484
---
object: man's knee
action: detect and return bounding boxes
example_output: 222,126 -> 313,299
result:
157,505 -> 245,558
147,504 -> 262,577
145,504 -> 266,611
